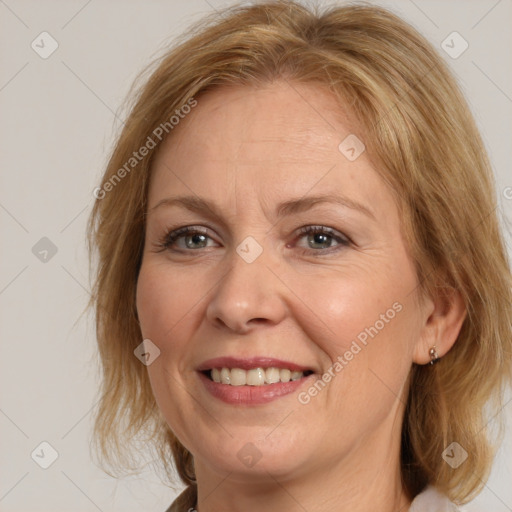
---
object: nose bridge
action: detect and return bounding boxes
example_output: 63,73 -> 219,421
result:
205,239 -> 286,332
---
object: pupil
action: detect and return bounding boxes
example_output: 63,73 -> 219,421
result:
187,234 -> 206,248
311,233 -> 330,248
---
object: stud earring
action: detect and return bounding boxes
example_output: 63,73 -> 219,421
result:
429,346 -> 440,365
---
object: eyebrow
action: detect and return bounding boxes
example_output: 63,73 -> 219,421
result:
149,194 -> 375,221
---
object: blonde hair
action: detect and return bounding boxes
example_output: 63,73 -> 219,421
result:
87,0 -> 512,504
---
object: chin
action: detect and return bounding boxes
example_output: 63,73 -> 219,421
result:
192,430 -> 313,479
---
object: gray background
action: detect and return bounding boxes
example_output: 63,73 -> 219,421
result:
0,0 -> 511,510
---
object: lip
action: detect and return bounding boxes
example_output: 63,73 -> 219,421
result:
196,356 -> 316,405
197,356 -> 314,372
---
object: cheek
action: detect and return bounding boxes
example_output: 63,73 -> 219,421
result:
135,261 -> 202,445
288,261 -> 419,398
290,278 -> 417,442
136,260 -> 198,342
292,272 -> 414,353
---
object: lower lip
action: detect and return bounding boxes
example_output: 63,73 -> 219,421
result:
198,371 -> 314,405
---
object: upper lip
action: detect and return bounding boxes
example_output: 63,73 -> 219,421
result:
197,356 -> 315,373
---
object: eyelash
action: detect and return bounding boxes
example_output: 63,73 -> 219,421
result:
155,225 -> 351,255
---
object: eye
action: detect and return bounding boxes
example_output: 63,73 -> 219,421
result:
293,225 -> 350,252
157,226 -> 218,251
155,224 -> 351,254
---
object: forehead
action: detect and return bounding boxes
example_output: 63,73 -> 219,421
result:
148,81 -> 390,216
158,81 -> 356,162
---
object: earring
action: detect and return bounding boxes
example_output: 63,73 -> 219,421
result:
429,346 -> 440,365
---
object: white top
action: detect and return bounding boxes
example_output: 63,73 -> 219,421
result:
409,485 -> 460,511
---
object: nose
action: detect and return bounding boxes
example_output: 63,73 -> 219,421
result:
205,248 -> 288,334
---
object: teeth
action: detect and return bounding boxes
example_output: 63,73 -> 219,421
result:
247,367 -> 265,385
209,367 -> 308,386
265,367 -> 280,384
280,369 -> 291,382
220,368 -> 231,385
230,368 -> 247,386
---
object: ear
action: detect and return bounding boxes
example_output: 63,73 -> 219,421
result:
413,286 -> 467,365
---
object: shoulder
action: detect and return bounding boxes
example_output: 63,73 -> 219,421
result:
409,485 -> 460,512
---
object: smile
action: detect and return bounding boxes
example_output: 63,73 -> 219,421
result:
206,367 -> 314,386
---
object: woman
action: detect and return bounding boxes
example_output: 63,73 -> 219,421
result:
88,2 -> 512,511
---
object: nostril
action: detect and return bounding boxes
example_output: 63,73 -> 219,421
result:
249,318 -> 267,324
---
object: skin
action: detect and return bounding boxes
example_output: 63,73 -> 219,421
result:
136,81 -> 466,512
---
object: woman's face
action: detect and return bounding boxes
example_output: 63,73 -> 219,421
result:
136,81 -> 433,482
